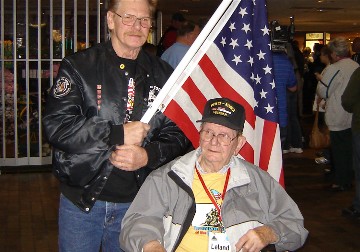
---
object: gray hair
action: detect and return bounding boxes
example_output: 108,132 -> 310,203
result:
107,0 -> 158,16
328,37 -> 350,58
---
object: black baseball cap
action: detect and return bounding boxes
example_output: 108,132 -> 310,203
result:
197,98 -> 246,131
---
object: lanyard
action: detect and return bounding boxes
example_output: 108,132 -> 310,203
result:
195,168 -> 230,223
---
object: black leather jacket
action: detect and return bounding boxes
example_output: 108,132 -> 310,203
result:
43,41 -> 191,212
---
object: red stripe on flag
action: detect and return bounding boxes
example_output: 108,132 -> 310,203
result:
164,100 -> 199,147
198,55 -> 256,129
278,167 -> 284,187
182,78 -> 208,113
239,142 -> 254,164
259,120 -> 277,170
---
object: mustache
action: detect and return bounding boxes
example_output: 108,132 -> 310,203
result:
126,32 -> 144,36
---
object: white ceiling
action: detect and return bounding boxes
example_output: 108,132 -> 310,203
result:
157,0 -> 360,39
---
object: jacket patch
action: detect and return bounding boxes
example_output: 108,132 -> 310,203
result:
148,85 -> 161,107
54,77 -> 71,98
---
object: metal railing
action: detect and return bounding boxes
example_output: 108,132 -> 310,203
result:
0,0 -> 107,166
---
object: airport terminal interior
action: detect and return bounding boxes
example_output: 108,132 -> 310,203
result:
1,0 -> 360,251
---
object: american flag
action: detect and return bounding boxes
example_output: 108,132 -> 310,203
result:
156,0 -> 283,185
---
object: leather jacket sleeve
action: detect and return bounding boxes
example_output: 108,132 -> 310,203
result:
144,111 -> 192,170
43,58 -> 113,155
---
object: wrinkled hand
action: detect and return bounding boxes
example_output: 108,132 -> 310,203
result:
123,121 -> 150,146
110,145 -> 148,171
235,225 -> 278,252
143,240 -> 166,252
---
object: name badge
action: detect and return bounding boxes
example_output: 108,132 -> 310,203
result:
208,232 -> 231,252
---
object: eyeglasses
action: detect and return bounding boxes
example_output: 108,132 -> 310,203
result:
112,12 -> 152,28
199,129 -> 238,146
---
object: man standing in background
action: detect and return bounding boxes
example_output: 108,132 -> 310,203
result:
161,20 -> 201,69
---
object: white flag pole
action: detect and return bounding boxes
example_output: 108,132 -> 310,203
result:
141,0 -> 234,123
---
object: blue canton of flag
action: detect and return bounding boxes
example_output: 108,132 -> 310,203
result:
214,0 -> 278,123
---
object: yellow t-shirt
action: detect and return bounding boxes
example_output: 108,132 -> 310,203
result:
176,171 -> 227,252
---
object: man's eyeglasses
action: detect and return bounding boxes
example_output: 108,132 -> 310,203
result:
199,129 -> 238,146
112,12 -> 152,28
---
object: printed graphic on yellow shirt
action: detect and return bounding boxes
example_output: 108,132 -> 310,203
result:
176,172 -> 228,252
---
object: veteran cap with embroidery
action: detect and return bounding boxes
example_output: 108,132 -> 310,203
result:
197,98 -> 245,131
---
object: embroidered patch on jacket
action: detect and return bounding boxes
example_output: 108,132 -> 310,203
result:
54,77 -> 71,98
147,85 -> 161,107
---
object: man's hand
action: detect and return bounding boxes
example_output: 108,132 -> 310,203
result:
110,145 -> 148,171
123,121 -> 150,146
143,240 -> 166,252
235,225 -> 278,252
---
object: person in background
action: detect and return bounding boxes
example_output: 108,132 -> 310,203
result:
272,51 -> 298,154
303,44 -> 326,115
351,37 -> 360,64
43,0 -> 191,251
317,37 -> 359,192
341,67 -> 360,219
313,45 -> 333,167
284,42 -> 304,155
289,40 -> 305,117
156,12 -> 186,56
120,97 -> 308,252
161,20 -> 201,69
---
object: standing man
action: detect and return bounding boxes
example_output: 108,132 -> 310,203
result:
156,12 -> 186,56
43,0 -> 191,251
317,37 -> 359,192
342,67 -> 360,219
272,51 -> 298,153
160,20 -> 201,69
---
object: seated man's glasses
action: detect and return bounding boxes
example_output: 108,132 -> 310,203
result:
199,129 -> 238,146
113,12 -> 152,28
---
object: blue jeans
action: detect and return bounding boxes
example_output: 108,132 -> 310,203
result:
59,194 -> 131,252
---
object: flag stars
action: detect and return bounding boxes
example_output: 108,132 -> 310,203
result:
242,23 -> 251,34
239,7 -> 248,18
229,38 -> 239,49
264,103 -> 274,114
232,54 -> 242,65
257,50 -> 266,60
229,22 -> 236,32
261,25 -> 270,35
244,39 -> 253,50
248,56 -> 254,66
250,73 -> 255,82
254,74 -> 261,84
269,79 -> 276,89
220,37 -> 227,47
263,64 -> 272,74
260,89 -> 268,98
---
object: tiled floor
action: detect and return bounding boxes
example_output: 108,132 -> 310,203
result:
1,118 -> 360,251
